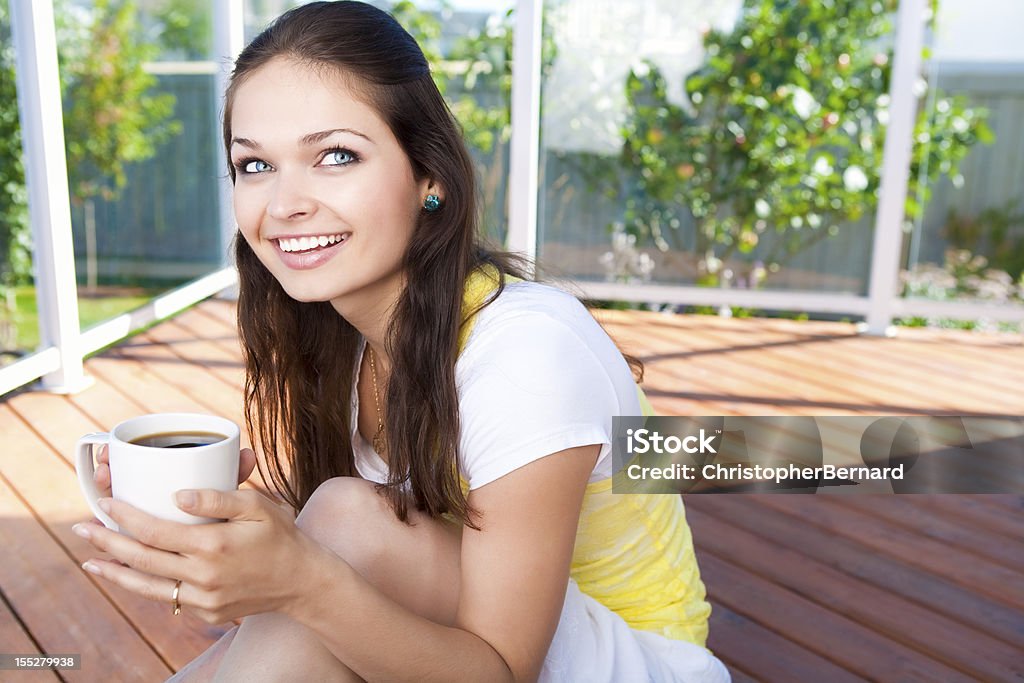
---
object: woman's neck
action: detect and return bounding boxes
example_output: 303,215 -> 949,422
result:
329,271 -> 402,366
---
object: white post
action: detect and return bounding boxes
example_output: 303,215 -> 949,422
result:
213,0 -> 246,300
864,0 -> 927,336
10,0 -> 92,393
507,0 -> 543,277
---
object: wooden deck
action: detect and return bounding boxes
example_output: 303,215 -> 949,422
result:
1,299 -> 1022,682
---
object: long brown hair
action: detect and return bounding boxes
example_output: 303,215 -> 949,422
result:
225,1 -> 642,527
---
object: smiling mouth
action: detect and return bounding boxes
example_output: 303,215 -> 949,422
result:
276,233 -> 350,253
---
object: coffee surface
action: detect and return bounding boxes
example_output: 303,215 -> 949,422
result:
129,431 -> 226,449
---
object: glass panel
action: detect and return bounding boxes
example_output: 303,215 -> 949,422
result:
242,0 -> 514,243
1,2 -> 39,361
901,0 -> 1024,331
56,0 -> 223,327
536,0 -> 941,305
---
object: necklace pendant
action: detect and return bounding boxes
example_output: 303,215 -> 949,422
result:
372,427 -> 386,454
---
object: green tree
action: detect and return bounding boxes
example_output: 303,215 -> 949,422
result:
0,2 -> 31,289
59,0 -> 182,291
152,0 -> 211,60
618,0 -> 991,286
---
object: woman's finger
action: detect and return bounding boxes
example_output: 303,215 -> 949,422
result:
99,497 -> 220,555
96,444 -> 110,465
176,488 -> 267,522
93,462 -> 112,497
74,519 -> 188,580
80,557 -> 185,608
238,448 -> 257,484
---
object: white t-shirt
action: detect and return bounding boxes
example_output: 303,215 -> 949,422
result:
350,280 -> 642,488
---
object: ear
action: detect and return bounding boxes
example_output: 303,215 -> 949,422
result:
419,178 -> 445,202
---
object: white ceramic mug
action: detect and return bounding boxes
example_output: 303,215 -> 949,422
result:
75,413 -> 240,531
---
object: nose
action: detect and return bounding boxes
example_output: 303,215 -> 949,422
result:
266,170 -> 316,221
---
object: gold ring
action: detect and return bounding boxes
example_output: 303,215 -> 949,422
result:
172,579 -> 182,616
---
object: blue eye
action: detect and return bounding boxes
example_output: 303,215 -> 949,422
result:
237,159 -> 271,174
322,148 -> 358,166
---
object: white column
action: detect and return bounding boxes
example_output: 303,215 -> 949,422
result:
507,0 -> 543,277
864,0 -> 927,335
213,0 -> 246,299
10,0 -> 91,393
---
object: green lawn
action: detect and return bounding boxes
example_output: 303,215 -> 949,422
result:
1,285 -> 164,353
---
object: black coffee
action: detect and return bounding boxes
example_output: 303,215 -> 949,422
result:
129,431 -> 226,449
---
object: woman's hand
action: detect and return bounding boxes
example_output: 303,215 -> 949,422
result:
74,451 -> 320,625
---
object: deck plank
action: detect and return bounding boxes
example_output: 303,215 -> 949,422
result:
0,405 -> 172,682
910,494 -> 1024,541
0,596 -> 60,682
750,495 -> 1024,610
2,300 -> 1022,681
705,601 -> 863,683
600,316 -> 849,415
110,333 -> 248,441
689,325 -> 996,414
686,495 -> 1024,649
824,494 -> 1024,571
699,553 -> 974,681
687,505 -> 1024,680
635,324 -> 860,416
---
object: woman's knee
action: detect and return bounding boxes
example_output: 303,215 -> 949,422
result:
294,477 -> 392,568
295,477 -> 462,625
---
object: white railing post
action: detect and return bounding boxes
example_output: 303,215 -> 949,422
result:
10,0 -> 91,393
213,0 -> 245,299
507,0 -> 543,277
864,0 -> 927,336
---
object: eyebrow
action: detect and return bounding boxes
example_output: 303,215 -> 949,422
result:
230,127 -> 373,151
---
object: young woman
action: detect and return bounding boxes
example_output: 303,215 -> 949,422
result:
76,2 -> 729,681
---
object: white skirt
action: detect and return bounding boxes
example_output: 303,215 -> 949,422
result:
540,579 -> 732,683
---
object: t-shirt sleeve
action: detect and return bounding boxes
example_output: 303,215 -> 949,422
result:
457,312 -> 620,490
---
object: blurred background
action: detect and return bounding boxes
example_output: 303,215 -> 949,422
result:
1,0 -> 1022,370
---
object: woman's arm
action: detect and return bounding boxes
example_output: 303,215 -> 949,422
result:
76,441 -> 598,681
285,443 -> 601,683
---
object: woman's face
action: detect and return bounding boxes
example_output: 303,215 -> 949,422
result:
229,57 -> 431,308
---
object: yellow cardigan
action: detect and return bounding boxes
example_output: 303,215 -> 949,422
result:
457,266 -> 711,647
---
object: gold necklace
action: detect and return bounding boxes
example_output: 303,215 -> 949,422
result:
366,345 -> 387,455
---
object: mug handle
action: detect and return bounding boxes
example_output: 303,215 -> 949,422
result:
75,433 -> 117,530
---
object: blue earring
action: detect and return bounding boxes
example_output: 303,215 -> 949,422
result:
423,194 -> 442,212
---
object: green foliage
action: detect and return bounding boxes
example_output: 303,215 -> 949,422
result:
0,0 -> 182,295
153,0 -> 211,60
388,3 -> 555,238
898,248 -> 1023,332
942,200 -> 1024,281
442,6 -> 558,154
446,8 -> 515,153
60,0 -> 182,204
617,0 -> 991,283
0,2 -> 31,286
902,247 -> 1021,303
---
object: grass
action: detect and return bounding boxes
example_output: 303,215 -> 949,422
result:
1,285 -> 164,353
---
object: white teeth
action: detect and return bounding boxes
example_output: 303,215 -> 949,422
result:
277,234 -> 348,252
